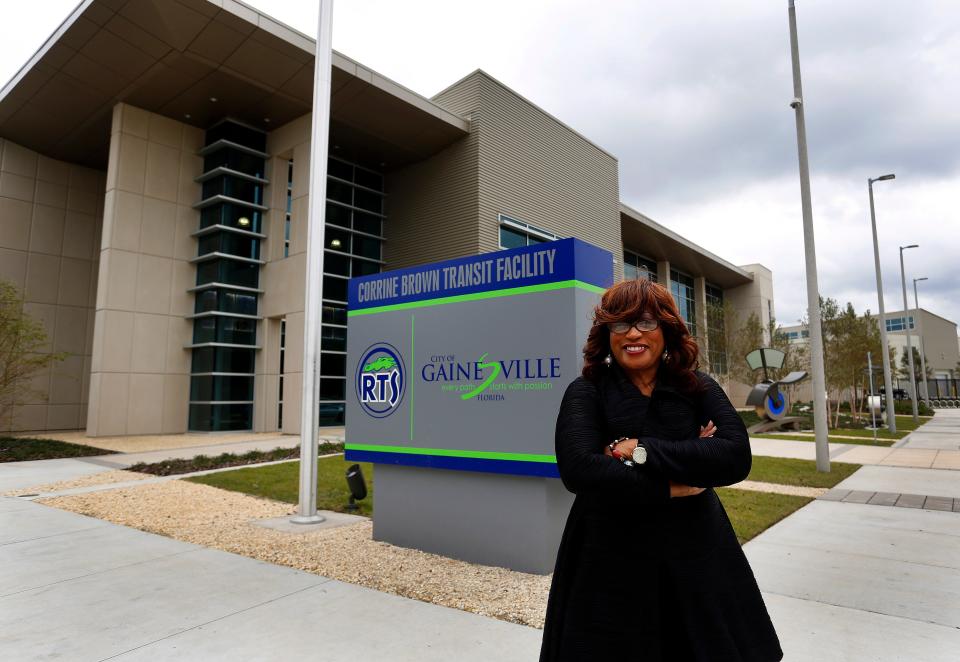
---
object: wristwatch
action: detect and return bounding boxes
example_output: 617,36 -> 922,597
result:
632,444 -> 648,465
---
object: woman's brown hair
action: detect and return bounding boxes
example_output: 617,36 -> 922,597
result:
582,278 -> 701,392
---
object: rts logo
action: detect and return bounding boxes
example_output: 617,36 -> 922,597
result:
355,343 -> 405,418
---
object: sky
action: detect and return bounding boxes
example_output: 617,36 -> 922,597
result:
1,0 -> 957,333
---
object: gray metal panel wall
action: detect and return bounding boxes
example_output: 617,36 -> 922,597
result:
385,71 -> 621,271
383,77 -> 481,269
471,73 -> 621,258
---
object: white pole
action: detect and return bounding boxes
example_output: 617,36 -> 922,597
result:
292,0 -> 334,524
787,0 -> 829,472
868,352 -> 877,444
913,278 -> 930,406
898,246 -> 918,423
868,177 -> 897,433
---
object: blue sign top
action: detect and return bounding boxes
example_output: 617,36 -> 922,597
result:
348,238 -> 612,311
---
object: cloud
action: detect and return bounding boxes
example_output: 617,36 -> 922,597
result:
197,0 -> 960,333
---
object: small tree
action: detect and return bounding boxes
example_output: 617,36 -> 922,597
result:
898,346 -> 931,381
723,309 -> 765,386
0,280 -> 66,426
818,299 -> 885,426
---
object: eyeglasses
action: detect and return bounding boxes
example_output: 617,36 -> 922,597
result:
606,319 -> 659,334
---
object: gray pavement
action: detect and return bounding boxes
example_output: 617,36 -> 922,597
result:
0,497 -> 542,661
900,408 -> 960,450
830,465 -> 960,499
745,409 -> 960,661
0,457 -> 114,492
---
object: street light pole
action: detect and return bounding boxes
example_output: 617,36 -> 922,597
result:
868,174 -> 897,433
913,277 -> 930,405
787,0 -> 829,472
899,244 -> 919,423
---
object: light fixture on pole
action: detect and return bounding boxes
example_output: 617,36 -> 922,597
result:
292,0 -> 334,525
787,0 -> 829,472
913,277 -> 930,405
898,244 -> 919,423
867,173 -> 896,433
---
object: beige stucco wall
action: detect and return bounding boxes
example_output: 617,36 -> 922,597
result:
724,264 -> 774,339
255,114 -> 317,434
0,138 -> 105,432
909,310 -> 958,376
721,264 -> 774,406
85,104 -> 202,436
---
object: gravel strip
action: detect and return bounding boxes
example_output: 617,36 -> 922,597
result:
40,480 -> 551,628
3,470 -> 151,496
731,480 -> 827,498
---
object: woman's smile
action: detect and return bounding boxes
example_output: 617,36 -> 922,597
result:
610,319 -> 664,378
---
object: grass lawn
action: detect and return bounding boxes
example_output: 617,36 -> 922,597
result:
892,415 -> 932,431
187,455 -> 374,517
747,455 -> 859,488
753,433 -> 895,447
0,436 -> 114,462
717,489 -> 812,544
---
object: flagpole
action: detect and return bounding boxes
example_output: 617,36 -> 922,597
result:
292,0 -> 334,524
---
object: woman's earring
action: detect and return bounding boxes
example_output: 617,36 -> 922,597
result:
662,349 -> 670,363
604,353 -> 612,367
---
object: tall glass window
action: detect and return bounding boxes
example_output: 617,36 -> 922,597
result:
670,269 -> 697,338
705,284 -> 726,375
623,250 -> 658,282
188,120 -> 268,431
319,155 -> 386,426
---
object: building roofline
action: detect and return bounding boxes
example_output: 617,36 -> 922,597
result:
619,202 -> 753,281
0,0 -> 93,104
431,68 -> 618,161
0,0 -> 468,136
215,0 -> 469,131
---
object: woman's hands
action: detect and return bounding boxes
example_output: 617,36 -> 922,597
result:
603,421 -> 716,497
605,438 -> 638,460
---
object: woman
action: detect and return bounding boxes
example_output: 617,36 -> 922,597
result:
540,279 -> 782,662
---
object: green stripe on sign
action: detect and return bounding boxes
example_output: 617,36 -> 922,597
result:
346,443 -> 557,464
347,279 -> 604,317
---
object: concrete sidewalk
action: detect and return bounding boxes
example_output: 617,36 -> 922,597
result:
899,409 -> 960,450
745,410 -> 960,661
0,497 -> 542,661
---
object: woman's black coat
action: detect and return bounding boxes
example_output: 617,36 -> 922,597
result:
540,366 -> 783,662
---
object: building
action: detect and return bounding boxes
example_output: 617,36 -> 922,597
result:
781,309 -> 960,398
0,0 -> 774,435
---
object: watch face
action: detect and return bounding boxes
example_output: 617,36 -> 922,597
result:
632,446 -> 647,464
